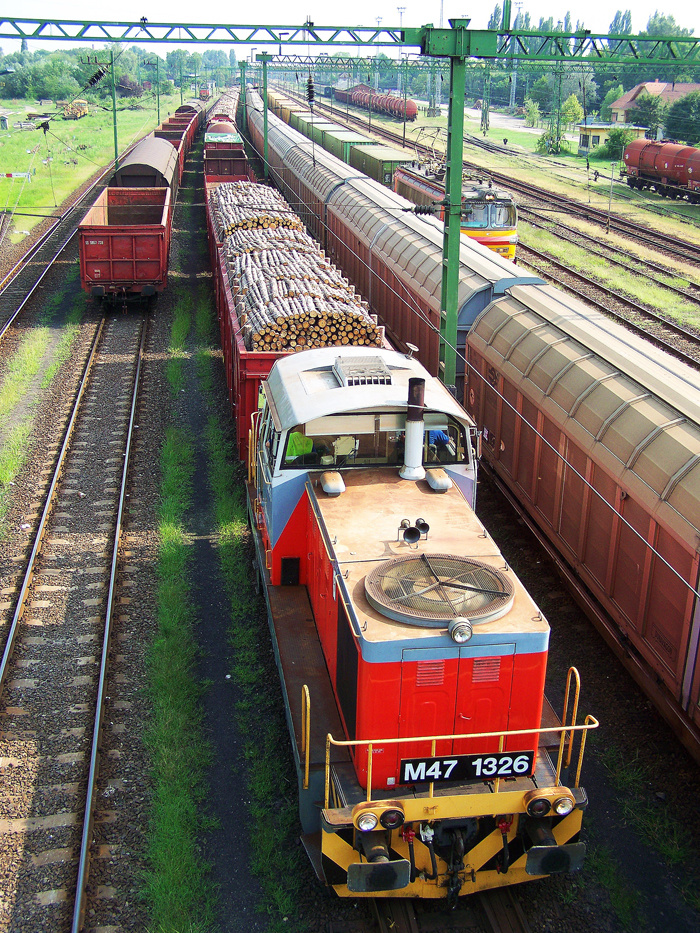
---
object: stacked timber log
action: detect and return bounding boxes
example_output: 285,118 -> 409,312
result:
210,181 -> 383,352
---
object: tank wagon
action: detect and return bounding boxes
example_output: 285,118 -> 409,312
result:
622,139 -> 700,201
78,99 -> 208,302
345,85 -> 419,121
243,88 -> 700,760
207,102 -> 595,901
393,162 -> 519,260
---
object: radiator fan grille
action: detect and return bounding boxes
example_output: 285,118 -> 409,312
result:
364,554 -> 514,628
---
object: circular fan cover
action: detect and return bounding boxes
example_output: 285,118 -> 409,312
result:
364,554 -> 514,628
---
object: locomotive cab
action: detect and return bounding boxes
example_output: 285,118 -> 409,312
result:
247,347 -> 595,900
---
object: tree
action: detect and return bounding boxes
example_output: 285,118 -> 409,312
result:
560,93 -> 583,126
529,76 -> 552,112
595,126 -> 637,160
629,92 -> 666,136
600,84 -> 624,121
608,11 -> 632,35
229,49 -> 237,70
524,98 -> 540,127
487,6 -> 502,31
665,92 -> 700,145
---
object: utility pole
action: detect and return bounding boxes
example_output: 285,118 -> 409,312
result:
146,58 -> 160,125
258,52 -> 272,180
239,61 -> 247,126
81,51 -> 119,170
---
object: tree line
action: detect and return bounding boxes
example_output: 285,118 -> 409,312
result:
0,43 -> 237,105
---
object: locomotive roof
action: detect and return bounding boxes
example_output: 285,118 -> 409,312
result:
264,347 -> 471,432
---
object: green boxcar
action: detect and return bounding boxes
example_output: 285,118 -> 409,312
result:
290,110 -> 314,132
348,144 -> 412,186
323,130 -> 375,164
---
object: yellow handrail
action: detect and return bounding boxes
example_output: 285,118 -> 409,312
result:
322,717 -> 599,809
301,685 -> 311,790
561,666 -> 581,769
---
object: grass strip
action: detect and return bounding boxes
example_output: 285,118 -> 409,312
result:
144,424 -> 215,933
143,279 -> 215,930
0,280 -> 83,534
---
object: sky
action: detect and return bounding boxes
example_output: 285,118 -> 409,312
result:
0,4 -> 695,59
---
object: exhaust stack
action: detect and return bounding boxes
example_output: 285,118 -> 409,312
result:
400,377 -> 426,481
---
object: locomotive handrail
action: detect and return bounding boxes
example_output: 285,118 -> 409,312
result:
301,685 -> 311,791
559,666 -> 581,771
322,716 -> 599,810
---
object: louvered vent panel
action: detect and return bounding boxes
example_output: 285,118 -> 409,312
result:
473,658 -> 501,683
416,660 -> 445,686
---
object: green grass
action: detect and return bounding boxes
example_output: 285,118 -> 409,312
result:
144,425 -> 215,933
192,282 -> 306,931
598,745 -> 695,869
0,93 -> 182,240
585,843 -> 646,931
521,219 -> 700,327
0,270 -> 83,533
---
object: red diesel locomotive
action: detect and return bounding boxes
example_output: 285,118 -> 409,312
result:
206,97 -> 595,901
246,346 -> 594,899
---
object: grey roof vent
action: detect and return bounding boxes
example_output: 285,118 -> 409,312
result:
333,356 -> 392,387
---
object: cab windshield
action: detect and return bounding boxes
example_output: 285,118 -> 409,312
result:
280,412 -> 468,470
461,200 -> 516,229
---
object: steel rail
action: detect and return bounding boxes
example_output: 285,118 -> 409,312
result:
0,138 -> 145,342
71,316 -> 148,933
0,318 -> 105,694
517,242 -> 700,368
520,208 -> 700,307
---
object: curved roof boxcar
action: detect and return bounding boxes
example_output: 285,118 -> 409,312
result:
110,137 -> 179,190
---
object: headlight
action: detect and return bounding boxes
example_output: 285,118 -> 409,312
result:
553,795 -> 574,816
352,800 -> 405,832
356,811 -> 379,831
379,808 -> 405,830
449,617 -> 473,644
526,796 -> 551,818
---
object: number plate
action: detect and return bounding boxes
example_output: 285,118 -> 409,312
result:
399,751 -> 535,784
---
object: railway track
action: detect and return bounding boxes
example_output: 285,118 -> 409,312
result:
0,174 -> 108,340
279,90 -> 700,365
366,888 -> 532,933
516,242 -> 700,367
0,312 -> 146,930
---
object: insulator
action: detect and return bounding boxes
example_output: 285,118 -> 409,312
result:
306,76 -> 315,103
414,204 -> 434,215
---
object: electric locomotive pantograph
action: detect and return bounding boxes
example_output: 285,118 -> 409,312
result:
247,346 -> 596,900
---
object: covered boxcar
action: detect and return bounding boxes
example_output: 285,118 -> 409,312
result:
110,137 -> 178,190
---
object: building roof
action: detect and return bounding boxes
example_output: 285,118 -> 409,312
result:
612,81 -> 700,113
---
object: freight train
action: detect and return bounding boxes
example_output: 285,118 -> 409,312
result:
333,83 -> 419,121
621,139 -> 700,201
78,98 -> 210,302
244,88 -> 700,762
205,102 -> 595,900
267,88 -> 519,259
